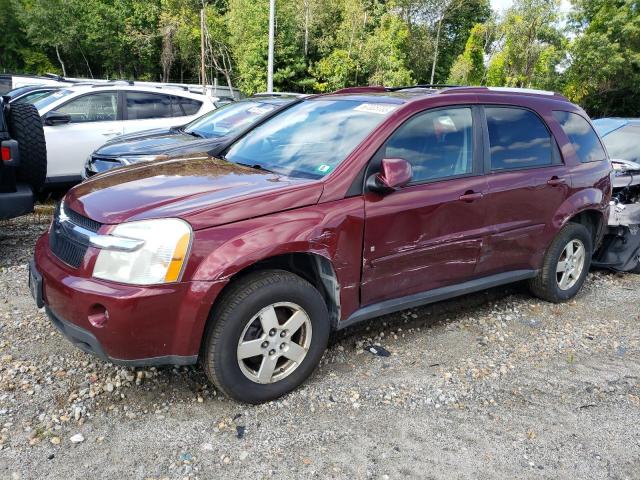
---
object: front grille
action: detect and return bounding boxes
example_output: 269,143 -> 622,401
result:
49,203 -> 103,268
64,204 -> 102,232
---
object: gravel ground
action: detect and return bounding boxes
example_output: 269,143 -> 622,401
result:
1,212 -> 639,480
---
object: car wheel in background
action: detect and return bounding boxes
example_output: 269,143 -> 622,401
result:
7,103 -> 47,191
202,270 -> 330,404
529,222 -> 593,303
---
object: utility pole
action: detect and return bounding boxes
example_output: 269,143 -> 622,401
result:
200,8 -> 206,93
267,0 -> 275,93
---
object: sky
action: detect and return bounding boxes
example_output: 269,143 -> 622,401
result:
490,0 -> 572,13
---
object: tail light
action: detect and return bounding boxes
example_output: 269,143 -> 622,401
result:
0,140 -> 19,166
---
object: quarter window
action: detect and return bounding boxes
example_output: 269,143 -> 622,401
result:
178,97 -> 202,116
383,107 -> 474,183
486,107 -> 552,171
553,111 -> 608,163
56,92 -> 118,123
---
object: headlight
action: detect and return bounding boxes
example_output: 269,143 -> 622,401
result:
93,218 -> 192,285
119,155 -> 168,166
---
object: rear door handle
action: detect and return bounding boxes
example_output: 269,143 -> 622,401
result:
547,176 -> 567,186
102,130 -> 121,136
459,191 -> 484,202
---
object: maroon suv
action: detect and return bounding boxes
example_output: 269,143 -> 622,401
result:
30,86 -> 611,403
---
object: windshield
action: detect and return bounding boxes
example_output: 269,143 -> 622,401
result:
33,89 -> 73,111
225,99 -> 398,179
184,100 -> 283,138
602,125 -> 640,162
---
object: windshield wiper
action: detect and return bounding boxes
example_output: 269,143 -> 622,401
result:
235,161 -> 276,174
183,130 -> 204,138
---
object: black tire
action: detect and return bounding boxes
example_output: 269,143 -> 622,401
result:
202,270 -> 330,404
630,263 -> 640,274
7,103 -> 47,191
529,222 -> 593,303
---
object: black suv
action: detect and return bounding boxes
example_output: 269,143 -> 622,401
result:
0,96 -> 47,220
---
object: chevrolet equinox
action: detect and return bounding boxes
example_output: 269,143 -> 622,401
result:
31,86 -> 612,403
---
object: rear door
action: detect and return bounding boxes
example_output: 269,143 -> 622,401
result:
122,92 -> 203,134
44,91 -> 123,180
475,106 -> 570,275
361,106 -> 491,306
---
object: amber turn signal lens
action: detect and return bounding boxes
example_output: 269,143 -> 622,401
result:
164,233 -> 190,282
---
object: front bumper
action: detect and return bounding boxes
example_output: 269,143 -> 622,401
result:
46,306 -> 196,366
33,232 -> 226,365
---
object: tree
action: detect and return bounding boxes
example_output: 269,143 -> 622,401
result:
563,0 -> 640,116
448,23 -> 488,84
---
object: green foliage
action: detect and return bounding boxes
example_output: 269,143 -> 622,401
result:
448,23 -> 487,85
564,0 -> 640,116
0,0 -> 637,118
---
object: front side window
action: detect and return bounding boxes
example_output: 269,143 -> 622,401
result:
56,92 -> 118,123
553,111 -> 607,163
33,89 -> 74,112
185,100 -> 281,139
225,99 -> 397,179
126,92 -> 172,120
382,107 -> 474,183
601,125 -> 640,162
486,107 -> 553,171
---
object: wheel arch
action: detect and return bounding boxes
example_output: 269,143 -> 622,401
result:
202,252 -> 342,337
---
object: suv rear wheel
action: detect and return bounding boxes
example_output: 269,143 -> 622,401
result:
7,103 -> 47,191
202,270 -> 330,404
529,223 -> 592,302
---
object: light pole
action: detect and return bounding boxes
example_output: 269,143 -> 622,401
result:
267,0 -> 275,93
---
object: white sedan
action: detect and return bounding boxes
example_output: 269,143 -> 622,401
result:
34,84 -> 217,184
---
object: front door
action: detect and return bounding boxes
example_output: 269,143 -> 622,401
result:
45,91 -> 123,180
362,106 -> 491,306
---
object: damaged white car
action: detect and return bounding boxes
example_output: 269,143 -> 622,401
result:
592,118 -> 640,273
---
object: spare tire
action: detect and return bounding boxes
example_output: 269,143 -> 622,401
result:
7,103 -> 47,191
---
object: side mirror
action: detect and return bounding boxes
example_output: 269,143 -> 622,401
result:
366,157 -> 412,194
44,111 -> 71,126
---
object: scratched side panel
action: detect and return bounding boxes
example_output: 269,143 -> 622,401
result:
186,197 -> 366,321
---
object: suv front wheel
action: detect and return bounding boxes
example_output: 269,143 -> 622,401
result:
202,270 -> 330,404
529,222 -> 593,302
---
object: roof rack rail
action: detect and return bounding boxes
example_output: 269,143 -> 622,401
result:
91,80 -> 135,87
387,84 -> 460,91
438,85 -> 567,99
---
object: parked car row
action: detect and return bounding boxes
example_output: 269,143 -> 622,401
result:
29,85 -> 627,404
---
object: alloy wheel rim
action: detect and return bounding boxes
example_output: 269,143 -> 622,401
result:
236,302 -> 312,384
556,239 -> 586,291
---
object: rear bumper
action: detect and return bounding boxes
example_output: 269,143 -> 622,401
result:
0,183 -> 33,220
33,232 -> 226,364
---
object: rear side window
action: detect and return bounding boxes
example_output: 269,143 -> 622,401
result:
126,92 -> 172,120
553,111 -> 607,163
178,97 -> 202,116
486,107 -> 553,171
383,107 -> 474,183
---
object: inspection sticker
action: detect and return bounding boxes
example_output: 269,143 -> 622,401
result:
353,103 -> 397,115
317,164 -> 333,173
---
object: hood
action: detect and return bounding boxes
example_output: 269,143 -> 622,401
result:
65,156 -> 323,230
96,128 -> 223,157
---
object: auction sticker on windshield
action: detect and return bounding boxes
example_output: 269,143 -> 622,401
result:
353,103 -> 398,115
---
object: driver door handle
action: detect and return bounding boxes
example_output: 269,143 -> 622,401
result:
547,176 -> 567,186
459,191 -> 484,202
102,129 -> 121,136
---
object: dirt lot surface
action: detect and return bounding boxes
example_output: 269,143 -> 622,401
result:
1,212 -> 639,480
